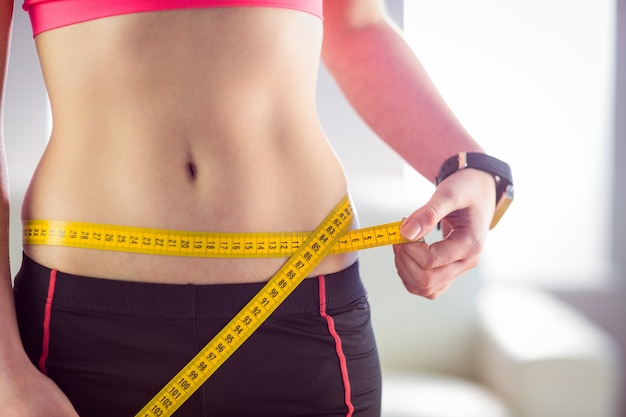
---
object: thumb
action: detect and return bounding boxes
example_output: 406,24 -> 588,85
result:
400,190 -> 456,241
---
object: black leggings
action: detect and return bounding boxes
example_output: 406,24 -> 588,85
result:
14,254 -> 381,417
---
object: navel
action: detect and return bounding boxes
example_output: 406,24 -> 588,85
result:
187,161 -> 198,180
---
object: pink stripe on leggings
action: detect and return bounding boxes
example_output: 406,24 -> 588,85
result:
318,275 -> 354,417
38,269 -> 58,375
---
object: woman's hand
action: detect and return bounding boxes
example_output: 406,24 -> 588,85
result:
0,360 -> 79,417
394,168 -> 496,299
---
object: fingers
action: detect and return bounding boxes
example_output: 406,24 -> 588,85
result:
393,238 -> 481,299
393,169 -> 496,299
399,168 -> 495,243
399,191 -> 451,241
393,214 -> 485,299
411,224 -> 483,268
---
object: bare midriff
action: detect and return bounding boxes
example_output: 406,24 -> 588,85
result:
22,7 -> 359,284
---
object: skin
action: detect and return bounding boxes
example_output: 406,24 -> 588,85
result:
0,0 -> 496,415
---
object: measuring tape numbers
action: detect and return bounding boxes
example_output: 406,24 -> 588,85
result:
23,220 -> 409,258
134,195 -> 354,417
22,196 -> 418,417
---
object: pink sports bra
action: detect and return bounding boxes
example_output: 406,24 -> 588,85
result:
22,0 -> 323,37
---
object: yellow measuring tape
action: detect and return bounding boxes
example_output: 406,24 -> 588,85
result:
23,219 -> 408,258
22,197 -> 416,417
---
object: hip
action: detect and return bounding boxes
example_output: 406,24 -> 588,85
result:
13,255 -> 382,416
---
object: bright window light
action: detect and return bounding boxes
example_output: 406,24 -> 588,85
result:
404,1 -> 616,287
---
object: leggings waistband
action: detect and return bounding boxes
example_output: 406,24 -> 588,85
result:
14,254 -> 365,320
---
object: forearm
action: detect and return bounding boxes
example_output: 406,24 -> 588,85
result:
0,191 -> 26,369
322,15 -> 483,182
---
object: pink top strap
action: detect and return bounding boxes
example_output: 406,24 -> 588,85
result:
23,0 -> 323,37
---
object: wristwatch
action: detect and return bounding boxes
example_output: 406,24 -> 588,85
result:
436,152 -> 514,229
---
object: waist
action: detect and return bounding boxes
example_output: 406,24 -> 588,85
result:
22,134 -> 355,283
24,123 -> 346,225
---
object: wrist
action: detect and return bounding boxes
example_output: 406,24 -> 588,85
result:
0,347 -> 31,375
0,306 -> 31,373
436,152 -> 514,229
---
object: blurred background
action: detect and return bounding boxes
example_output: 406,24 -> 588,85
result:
321,1 -> 626,415
4,0 -> 626,416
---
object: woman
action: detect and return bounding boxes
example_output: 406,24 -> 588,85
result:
0,1 -> 504,416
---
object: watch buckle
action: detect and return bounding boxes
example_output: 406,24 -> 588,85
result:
457,151 -> 468,170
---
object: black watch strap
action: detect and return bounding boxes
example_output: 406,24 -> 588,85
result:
436,152 -> 514,229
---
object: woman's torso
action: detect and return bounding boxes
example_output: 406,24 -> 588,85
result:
21,7 -> 358,284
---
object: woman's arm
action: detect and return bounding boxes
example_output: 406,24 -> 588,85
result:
322,0 -> 498,298
322,0 -> 485,179
0,4 -> 79,415
0,0 -> 22,370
